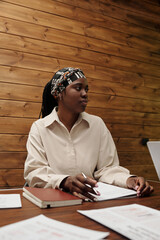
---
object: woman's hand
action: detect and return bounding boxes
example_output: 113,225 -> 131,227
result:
126,176 -> 154,197
60,173 -> 100,201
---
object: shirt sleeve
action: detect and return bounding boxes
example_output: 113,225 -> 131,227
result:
94,119 -> 133,188
24,122 -> 69,189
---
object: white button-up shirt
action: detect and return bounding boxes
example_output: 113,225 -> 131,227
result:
24,108 -> 132,188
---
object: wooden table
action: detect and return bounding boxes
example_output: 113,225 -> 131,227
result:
0,181 -> 160,239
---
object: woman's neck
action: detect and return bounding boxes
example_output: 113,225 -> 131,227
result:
57,108 -> 79,132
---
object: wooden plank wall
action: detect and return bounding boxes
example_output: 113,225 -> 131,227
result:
0,0 -> 160,188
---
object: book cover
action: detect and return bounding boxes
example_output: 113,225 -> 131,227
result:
23,187 -> 82,208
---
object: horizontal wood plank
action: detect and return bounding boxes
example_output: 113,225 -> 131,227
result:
0,82 -> 43,102
0,65 -> 51,87
1,48 -> 160,78
87,107 -> 160,126
0,169 -> 25,187
0,117 -> 34,134
0,152 -> 26,168
107,123 -> 160,138
0,134 -> 28,152
115,138 -> 155,152
118,151 -> 153,166
88,93 -> 160,114
0,100 -> 41,118
88,79 -> 160,102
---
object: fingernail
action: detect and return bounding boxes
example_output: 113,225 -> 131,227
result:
84,198 -> 93,202
84,198 -> 90,202
137,192 -> 141,197
93,198 -> 98,202
135,185 -> 139,190
94,190 -> 100,195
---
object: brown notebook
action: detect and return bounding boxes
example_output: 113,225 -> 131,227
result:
23,187 -> 82,208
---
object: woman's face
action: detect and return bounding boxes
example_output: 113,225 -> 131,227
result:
60,78 -> 89,114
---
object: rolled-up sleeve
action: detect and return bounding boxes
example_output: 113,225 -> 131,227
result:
24,123 -> 68,188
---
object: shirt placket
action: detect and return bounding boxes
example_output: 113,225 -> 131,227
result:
66,133 -> 77,174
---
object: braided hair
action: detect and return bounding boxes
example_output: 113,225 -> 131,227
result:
39,80 -> 58,118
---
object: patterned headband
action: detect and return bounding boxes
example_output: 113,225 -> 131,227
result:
51,67 -> 86,97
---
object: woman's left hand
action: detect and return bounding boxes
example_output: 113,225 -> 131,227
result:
126,176 -> 154,197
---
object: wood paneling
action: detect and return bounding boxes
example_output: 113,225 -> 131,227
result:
0,1 -> 159,52
56,0 -> 160,31
4,0 -> 160,41
0,169 -> 25,187
0,152 -> 26,168
0,134 -> 28,152
0,100 -> 41,118
0,0 -> 160,187
1,17 -> 160,66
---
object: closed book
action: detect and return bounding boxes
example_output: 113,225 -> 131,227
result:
23,187 -> 82,208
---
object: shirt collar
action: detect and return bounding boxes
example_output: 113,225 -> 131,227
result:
44,107 -> 59,127
44,107 -> 90,128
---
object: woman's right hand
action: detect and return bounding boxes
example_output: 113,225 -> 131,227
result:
60,173 -> 100,201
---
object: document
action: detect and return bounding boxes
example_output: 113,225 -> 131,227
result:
0,194 -> 22,209
78,204 -> 160,240
92,182 -> 136,201
0,214 -> 109,240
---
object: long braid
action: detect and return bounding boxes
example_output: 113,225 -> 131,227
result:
39,80 -> 58,118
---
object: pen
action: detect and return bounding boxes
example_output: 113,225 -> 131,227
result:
82,172 -> 100,196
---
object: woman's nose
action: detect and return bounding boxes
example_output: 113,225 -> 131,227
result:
81,89 -> 88,98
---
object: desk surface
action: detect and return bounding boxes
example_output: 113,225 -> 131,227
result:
0,181 -> 160,239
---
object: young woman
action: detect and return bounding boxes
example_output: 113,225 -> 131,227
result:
24,67 -> 153,201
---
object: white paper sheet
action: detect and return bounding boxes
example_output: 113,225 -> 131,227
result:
0,214 -> 109,240
0,194 -> 22,209
78,204 -> 160,240
92,182 -> 136,201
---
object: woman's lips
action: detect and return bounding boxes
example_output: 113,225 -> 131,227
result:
80,100 -> 88,106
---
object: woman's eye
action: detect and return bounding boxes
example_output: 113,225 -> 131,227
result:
75,86 -> 89,92
85,88 -> 89,92
76,87 -> 81,91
